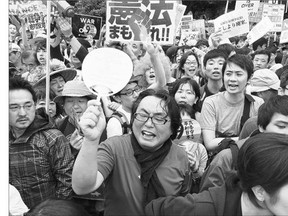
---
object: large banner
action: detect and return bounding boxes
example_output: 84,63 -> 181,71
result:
234,0 -> 260,22
72,14 -> 102,40
106,0 -> 177,44
214,8 -> 250,39
9,0 -> 47,33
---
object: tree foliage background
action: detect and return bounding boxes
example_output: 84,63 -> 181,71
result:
68,0 -> 106,22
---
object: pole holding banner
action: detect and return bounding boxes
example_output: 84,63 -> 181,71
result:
225,0 -> 229,14
45,0 -> 51,113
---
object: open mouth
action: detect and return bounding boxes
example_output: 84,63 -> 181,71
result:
149,75 -> 155,78
141,130 -> 156,140
228,84 -> 238,88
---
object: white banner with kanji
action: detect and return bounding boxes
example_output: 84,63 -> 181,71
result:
214,8 -> 250,39
235,0 -> 260,21
106,0 -> 177,45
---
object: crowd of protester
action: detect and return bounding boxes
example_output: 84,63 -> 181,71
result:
8,11 -> 288,216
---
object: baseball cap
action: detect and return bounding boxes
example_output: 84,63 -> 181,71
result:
248,69 -> 280,92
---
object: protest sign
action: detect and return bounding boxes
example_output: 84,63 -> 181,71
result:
9,0 -> 47,33
235,0 -> 260,21
72,14 -> 102,40
174,4 -> 187,39
280,19 -> 288,44
262,3 -> 285,32
214,8 -> 249,39
249,2 -> 264,23
178,31 -> 199,46
180,15 -> 193,32
247,16 -> 273,45
106,0 -> 177,44
191,19 -> 206,39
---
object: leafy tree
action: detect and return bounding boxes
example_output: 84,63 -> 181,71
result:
68,0 -> 106,22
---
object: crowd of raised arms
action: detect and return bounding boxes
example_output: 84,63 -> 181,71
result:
9,5 -> 288,216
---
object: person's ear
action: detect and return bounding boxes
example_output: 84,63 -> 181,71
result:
258,125 -> 265,133
251,185 -> 265,203
194,97 -> 199,104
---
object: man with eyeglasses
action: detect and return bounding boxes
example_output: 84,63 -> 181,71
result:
9,77 -> 74,209
106,75 -> 143,138
72,89 -> 192,216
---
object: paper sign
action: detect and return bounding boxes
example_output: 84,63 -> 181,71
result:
280,19 -> 288,44
191,19 -> 206,39
249,2 -> 264,23
178,31 -> 199,46
214,8 -> 249,39
9,0 -> 47,33
72,14 -> 102,40
247,16 -> 273,45
181,15 -> 193,32
262,3 -> 285,32
174,4 -> 187,38
235,0 -> 260,21
106,0 -> 177,45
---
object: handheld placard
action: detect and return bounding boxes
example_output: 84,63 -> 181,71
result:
82,47 -> 133,102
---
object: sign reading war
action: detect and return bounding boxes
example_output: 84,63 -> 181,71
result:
72,14 -> 102,40
106,0 -> 177,44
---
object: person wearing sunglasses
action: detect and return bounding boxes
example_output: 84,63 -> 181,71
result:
72,89 -> 192,216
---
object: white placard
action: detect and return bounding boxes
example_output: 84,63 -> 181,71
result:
235,0 -> 260,21
280,19 -> 288,44
214,8 -> 250,39
247,16 -> 273,45
262,3 -> 285,32
106,0 -> 177,45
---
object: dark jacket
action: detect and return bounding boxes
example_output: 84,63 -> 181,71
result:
9,109 -> 74,208
145,180 -> 242,216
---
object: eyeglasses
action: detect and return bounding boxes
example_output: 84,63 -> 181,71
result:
185,61 -> 198,66
9,102 -> 34,112
134,113 -> 169,125
120,85 -> 142,96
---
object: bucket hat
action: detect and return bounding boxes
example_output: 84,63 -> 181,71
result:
54,80 -> 96,104
33,60 -> 77,87
248,69 -> 280,93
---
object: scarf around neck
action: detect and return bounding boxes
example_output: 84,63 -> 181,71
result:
131,133 -> 172,206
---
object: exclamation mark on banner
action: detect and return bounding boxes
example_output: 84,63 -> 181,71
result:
166,28 -> 169,41
162,28 -> 165,41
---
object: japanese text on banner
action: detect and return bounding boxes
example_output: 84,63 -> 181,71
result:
9,0 -> 47,33
234,0 -> 260,21
106,0 -> 177,44
214,8 -> 249,39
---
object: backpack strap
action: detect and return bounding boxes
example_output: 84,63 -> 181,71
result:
240,94 -> 255,131
111,111 -> 130,134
